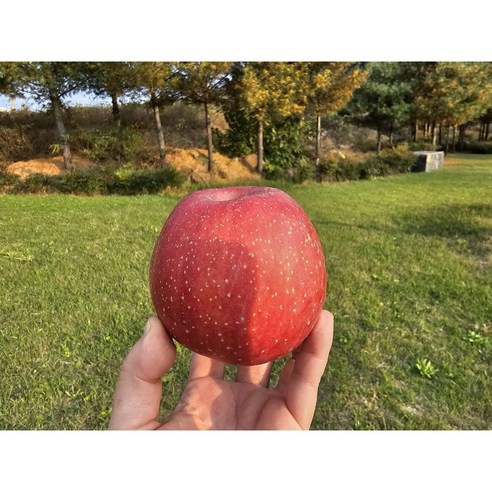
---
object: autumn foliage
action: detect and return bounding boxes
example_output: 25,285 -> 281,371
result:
1,62 -> 492,179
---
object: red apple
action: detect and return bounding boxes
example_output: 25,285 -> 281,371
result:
149,186 -> 326,366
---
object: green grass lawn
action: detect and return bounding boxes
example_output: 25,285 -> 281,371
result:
1,154 -> 491,430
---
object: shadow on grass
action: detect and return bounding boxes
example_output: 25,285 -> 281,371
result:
397,203 -> 492,261
312,202 -> 491,264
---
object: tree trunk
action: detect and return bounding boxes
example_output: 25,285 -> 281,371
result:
151,91 -> 166,168
452,126 -> 457,153
204,101 -> 214,173
412,120 -> 418,142
257,119 -> 264,175
376,127 -> 382,153
486,121 -> 490,141
438,124 -> 442,147
111,93 -> 124,163
458,124 -> 466,151
49,90 -> 72,171
431,121 -> 437,146
445,126 -> 450,154
315,114 -> 322,181
9,96 -> 15,111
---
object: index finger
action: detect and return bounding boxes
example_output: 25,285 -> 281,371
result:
285,310 -> 334,429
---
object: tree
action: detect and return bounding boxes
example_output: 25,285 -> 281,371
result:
305,62 -> 366,176
412,62 -> 492,151
345,62 -> 414,152
0,62 -> 24,109
17,62 -> 88,170
128,62 -> 177,168
241,62 -> 308,174
84,62 -> 133,162
478,108 -> 492,142
175,62 -> 232,172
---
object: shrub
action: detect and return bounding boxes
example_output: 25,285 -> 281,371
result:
318,155 -> 363,182
0,125 -> 33,161
105,167 -> 185,195
8,166 -> 185,196
463,141 -> 492,154
70,127 -> 155,164
291,162 -> 314,184
318,146 -> 416,182
0,169 -> 20,189
408,140 -> 441,152
378,145 -> 417,173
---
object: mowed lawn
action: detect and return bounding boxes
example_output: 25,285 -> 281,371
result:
0,154 -> 491,430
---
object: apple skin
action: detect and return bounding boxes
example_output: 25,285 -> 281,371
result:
149,186 -> 326,366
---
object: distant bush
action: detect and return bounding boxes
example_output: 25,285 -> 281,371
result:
463,141 -> 492,154
0,169 -> 20,188
0,125 -> 33,161
378,145 -> 417,173
70,127 -> 155,164
319,157 -> 364,182
407,140 -> 442,152
2,166 -> 185,195
319,146 -> 417,182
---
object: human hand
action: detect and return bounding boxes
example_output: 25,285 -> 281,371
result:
109,310 -> 334,430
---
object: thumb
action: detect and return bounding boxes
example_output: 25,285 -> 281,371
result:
109,316 -> 177,430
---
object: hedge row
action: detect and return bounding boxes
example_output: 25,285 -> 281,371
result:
463,141 -> 492,154
318,147 -> 418,182
0,147 -> 425,194
0,166 -> 186,195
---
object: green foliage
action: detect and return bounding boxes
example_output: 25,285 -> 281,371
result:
263,116 -> 312,175
413,62 -> 492,128
214,63 -> 256,157
0,124 -> 33,161
463,141 -> 492,154
175,62 -> 232,104
218,96 -> 313,177
3,167 -> 185,195
105,167 -> 185,195
407,140 -> 441,152
0,169 -> 20,187
345,62 -> 413,134
415,357 -> 438,379
0,62 -> 26,98
306,62 -> 367,116
318,146 -> 416,182
241,62 -> 308,122
70,127 -> 154,163
214,107 -> 256,157
378,145 -> 417,173
291,162 -> 314,184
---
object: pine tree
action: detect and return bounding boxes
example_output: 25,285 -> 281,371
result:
346,62 -> 413,153
174,62 -> 232,172
16,62 -> 88,170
